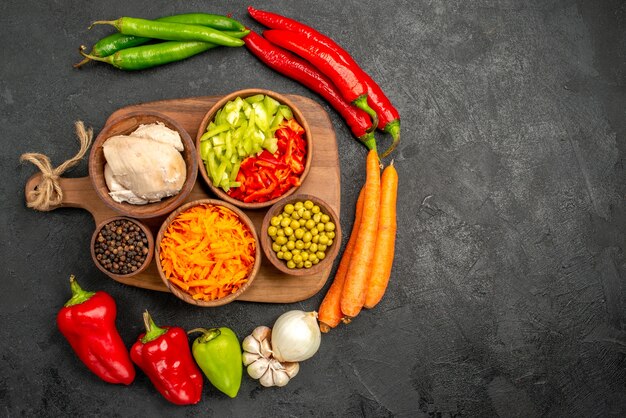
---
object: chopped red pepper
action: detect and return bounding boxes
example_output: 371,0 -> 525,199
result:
227,119 -> 307,203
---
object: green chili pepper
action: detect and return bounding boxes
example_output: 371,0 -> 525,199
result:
188,327 -> 242,398
79,41 -> 218,71
75,13 -> 247,68
160,13 -> 245,32
90,17 -> 245,48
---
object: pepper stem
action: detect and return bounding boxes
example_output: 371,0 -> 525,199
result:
64,275 -> 96,307
78,49 -> 110,65
353,95 -> 379,132
380,120 -> 401,158
187,328 -> 221,344
73,46 -> 95,68
141,310 -> 168,344
359,132 -> 377,153
88,20 -> 118,30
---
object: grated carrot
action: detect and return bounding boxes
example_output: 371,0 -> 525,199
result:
159,203 -> 256,302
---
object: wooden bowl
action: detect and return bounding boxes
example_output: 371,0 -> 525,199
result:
91,217 -> 154,280
195,88 -> 313,210
89,111 -> 198,219
155,199 -> 261,307
261,194 -> 342,277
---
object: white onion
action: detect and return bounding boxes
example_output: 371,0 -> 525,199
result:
271,310 -> 321,362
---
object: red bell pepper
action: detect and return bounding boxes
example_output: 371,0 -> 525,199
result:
131,311 -> 203,405
56,275 -> 135,385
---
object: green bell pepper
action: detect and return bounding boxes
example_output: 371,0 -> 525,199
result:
188,327 -> 243,398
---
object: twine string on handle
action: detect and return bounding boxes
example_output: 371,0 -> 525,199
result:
20,121 -> 93,211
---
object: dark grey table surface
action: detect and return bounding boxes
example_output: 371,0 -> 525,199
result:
2,1 -> 625,416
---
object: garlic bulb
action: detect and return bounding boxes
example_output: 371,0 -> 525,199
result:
271,310 -> 321,362
247,357 -> 269,379
103,123 -> 186,205
242,325 -> 300,388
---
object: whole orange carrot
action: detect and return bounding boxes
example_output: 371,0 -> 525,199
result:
318,187 -> 365,332
364,161 -> 398,308
340,150 -> 381,318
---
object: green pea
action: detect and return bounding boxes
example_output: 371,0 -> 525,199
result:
286,241 -> 295,250
283,251 -> 293,261
316,251 -> 326,260
276,229 -> 285,237
321,214 -> 330,223
295,228 -> 305,239
281,245 -> 288,253
286,260 -> 296,269
302,231 -> 312,243
312,258 -> 320,265
299,219 -> 306,226
271,216 -> 281,227
288,234 -> 296,242
326,222 -> 336,232
295,240 -> 305,250
284,227 -> 294,236
296,262 -> 304,269
327,239 -> 334,246
268,226 -> 278,237
309,243 -> 318,253
277,251 -> 284,259
310,228 -> 319,236
327,231 -> 336,239
304,242 -> 311,249
300,251 -> 309,261
304,260 -> 313,268
317,223 -> 326,232
311,205 -> 320,214
319,235 -> 329,245
302,210 -> 312,220
293,254 -> 303,264
312,235 -> 319,244
291,211 -> 301,220
292,249 -> 301,255
313,213 -> 322,223
289,220 -> 299,230
309,254 -> 318,264
297,207 -> 306,218
280,218 -> 291,228
294,201 -> 304,210
305,219 -> 316,230
318,244 -> 327,252
275,236 -> 288,245
272,243 -> 281,252
284,204 -> 295,214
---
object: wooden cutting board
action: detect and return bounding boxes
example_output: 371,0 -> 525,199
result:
24,94 -> 340,303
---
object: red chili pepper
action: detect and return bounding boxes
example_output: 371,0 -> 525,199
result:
56,275 -> 135,385
248,7 -> 400,157
262,29 -> 379,132
243,30 -> 376,151
131,311 -> 203,405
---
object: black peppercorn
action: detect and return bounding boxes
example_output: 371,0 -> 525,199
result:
94,219 -> 149,275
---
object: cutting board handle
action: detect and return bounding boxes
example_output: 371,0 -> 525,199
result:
24,173 -> 111,219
